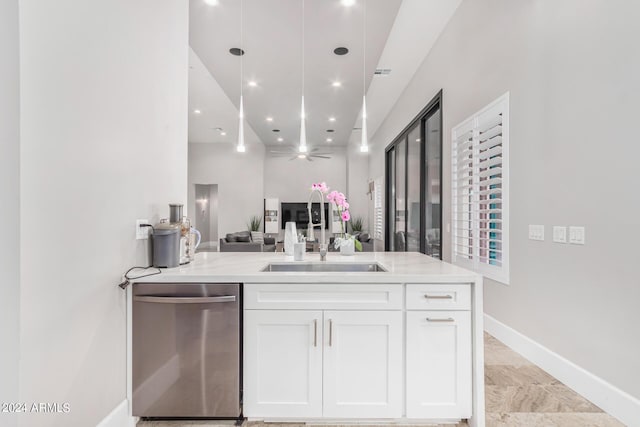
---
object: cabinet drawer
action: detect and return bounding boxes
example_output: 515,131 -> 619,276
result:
406,284 -> 471,310
244,284 -> 402,310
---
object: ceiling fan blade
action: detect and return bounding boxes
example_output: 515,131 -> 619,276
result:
306,156 -> 313,161
312,155 -> 331,159
289,156 -> 298,161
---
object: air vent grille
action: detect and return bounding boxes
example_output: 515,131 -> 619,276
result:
374,68 -> 392,76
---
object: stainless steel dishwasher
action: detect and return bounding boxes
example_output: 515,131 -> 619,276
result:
132,283 -> 241,419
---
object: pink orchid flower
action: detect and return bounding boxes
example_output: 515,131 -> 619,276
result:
341,210 -> 351,222
326,190 -> 338,203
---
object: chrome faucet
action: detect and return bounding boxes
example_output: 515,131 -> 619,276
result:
307,189 -> 328,261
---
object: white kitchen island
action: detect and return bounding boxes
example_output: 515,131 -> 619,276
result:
130,251 -> 485,427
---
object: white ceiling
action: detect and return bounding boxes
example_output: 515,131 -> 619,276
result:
188,47 -> 262,145
189,0 -> 401,148
188,0 -> 462,151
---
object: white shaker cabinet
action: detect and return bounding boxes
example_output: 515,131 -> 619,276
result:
406,310 -> 472,419
243,310 -> 323,418
322,310 -> 403,418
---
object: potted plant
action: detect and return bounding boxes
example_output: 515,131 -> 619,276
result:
310,183 -> 362,255
247,215 -> 262,232
349,216 -> 364,235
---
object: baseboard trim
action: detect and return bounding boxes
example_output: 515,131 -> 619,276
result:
96,399 -> 138,427
484,314 -> 640,427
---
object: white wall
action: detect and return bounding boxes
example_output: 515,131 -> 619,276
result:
19,1 -> 188,426
0,0 -> 20,426
264,152 -> 347,203
369,0 -> 640,401
188,144 -> 370,239
189,143 -> 265,239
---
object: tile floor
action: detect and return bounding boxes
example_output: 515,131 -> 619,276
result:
137,333 -> 625,427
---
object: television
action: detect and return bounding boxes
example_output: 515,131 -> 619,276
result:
281,202 -> 329,229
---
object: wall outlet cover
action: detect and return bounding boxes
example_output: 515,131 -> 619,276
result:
136,219 -> 150,240
569,226 -> 586,245
553,226 -> 567,243
528,224 -> 545,241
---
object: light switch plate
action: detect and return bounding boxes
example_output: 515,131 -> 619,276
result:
553,226 -> 567,243
136,219 -> 150,240
569,226 -> 585,245
529,224 -> 545,241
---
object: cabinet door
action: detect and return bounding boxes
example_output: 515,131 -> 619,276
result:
406,311 -> 472,419
243,310 -> 323,417
323,311 -> 402,418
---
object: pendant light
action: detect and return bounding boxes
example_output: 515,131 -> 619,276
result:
298,0 -> 308,153
360,0 -> 369,153
236,0 -> 246,153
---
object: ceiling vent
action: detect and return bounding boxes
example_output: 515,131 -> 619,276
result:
374,68 -> 392,76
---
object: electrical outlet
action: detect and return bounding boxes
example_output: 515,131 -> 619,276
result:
569,226 -> 585,245
136,219 -> 150,240
528,225 -> 545,241
553,226 -> 567,243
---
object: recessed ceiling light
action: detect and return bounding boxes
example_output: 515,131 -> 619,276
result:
221,132 -> 227,136
277,137 -> 284,142
248,80 -> 257,87
331,81 -> 342,88
298,154 -> 307,159
266,117 -> 273,122
229,48 -> 245,56
334,47 -> 349,56
329,117 -> 336,122
194,109 -> 201,114
416,138 -> 420,142
341,0 -> 356,6
326,138 -> 333,142
204,0 -> 218,5
272,129 -> 280,133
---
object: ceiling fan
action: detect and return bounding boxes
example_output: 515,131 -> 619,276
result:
269,146 -> 332,161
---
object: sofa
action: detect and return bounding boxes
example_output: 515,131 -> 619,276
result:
220,231 -> 276,252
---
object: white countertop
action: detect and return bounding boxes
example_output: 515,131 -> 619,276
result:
132,251 -> 481,284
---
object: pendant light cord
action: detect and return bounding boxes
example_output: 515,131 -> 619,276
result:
363,0 -> 366,97
240,0 -> 244,98
302,0 -> 305,98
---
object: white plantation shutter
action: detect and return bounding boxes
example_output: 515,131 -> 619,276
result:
452,93 -> 509,284
373,177 -> 384,240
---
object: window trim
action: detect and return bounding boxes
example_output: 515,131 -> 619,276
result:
451,92 -> 510,285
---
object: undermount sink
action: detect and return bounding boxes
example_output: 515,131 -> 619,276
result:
260,262 -> 387,273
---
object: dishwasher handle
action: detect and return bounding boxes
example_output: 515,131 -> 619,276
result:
134,295 -> 236,304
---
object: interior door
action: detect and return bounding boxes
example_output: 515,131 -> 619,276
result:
322,310 -> 402,418
243,310 -> 323,418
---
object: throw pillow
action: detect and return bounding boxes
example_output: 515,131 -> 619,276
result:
226,233 -> 237,242
358,233 -> 371,242
236,235 -> 251,242
251,231 -> 264,244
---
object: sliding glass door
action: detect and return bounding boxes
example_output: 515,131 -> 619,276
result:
385,91 -> 442,258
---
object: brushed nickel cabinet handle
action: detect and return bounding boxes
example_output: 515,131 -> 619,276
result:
329,319 -> 333,347
313,319 -> 318,347
134,295 -> 236,304
424,294 -> 454,299
427,317 -> 455,322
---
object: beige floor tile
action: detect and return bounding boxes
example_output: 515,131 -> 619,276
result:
541,413 -> 626,427
542,384 -> 602,413
486,412 -> 548,427
484,364 -> 559,386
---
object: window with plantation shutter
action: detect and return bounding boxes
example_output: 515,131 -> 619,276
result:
373,177 -> 384,240
452,93 -> 509,284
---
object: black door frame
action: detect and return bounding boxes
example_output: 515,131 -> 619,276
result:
385,90 -> 443,256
